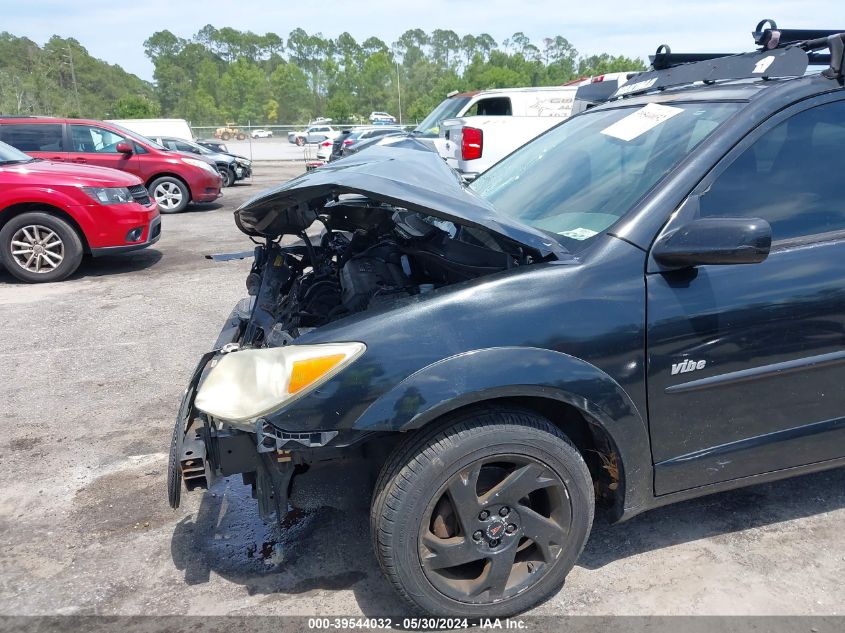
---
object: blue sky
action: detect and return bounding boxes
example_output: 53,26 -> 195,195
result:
4,1 -> 837,81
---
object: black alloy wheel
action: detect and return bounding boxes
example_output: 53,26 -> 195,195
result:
371,407 -> 594,617
420,455 -> 571,603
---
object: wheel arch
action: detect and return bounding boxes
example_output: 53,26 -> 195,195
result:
353,347 -> 653,521
0,202 -> 91,253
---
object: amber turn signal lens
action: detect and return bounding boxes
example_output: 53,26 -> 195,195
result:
288,354 -> 346,394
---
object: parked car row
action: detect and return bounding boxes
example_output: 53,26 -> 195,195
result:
148,136 -> 252,188
0,117 -> 223,213
318,125 -> 405,161
304,78 -> 630,178
0,115 -> 262,283
113,119 -> 253,189
288,115 -> 402,148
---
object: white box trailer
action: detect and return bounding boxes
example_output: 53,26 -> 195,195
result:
107,118 -> 193,141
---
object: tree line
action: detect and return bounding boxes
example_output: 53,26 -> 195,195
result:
0,33 -> 158,119
0,27 -> 647,125
146,26 -> 646,125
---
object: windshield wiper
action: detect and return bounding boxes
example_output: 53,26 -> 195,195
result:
0,158 -> 36,165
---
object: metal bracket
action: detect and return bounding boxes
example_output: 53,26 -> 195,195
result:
255,454 -> 294,524
179,432 -> 214,491
256,419 -> 339,453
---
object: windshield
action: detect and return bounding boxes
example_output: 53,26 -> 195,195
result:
413,95 -> 472,137
107,123 -> 167,150
0,140 -> 35,164
471,101 -> 741,251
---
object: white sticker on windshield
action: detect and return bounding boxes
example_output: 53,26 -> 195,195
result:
600,103 -> 684,142
558,227 -> 598,240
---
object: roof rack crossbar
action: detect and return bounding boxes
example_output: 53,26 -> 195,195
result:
753,20 -> 845,49
651,50 -> 735,71
808,53 -> 833,66
753,19 -> 845,79
614,46 -> 809,98
613,20 -> 845,98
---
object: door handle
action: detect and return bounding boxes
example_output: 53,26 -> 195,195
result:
49,156 -> 64,161
71,157 -> 87,163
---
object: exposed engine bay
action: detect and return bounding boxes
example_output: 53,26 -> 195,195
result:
239,196 -> 540,347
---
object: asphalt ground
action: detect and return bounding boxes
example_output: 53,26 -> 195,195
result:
0,164 -> 843,620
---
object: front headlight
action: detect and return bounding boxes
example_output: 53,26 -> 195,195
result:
194,342 -> 366,423
236,159 -> 251,167
82,186 -> 133,204
182,157 -> 219,175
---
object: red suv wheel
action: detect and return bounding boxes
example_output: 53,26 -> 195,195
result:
0,212 -> 84,283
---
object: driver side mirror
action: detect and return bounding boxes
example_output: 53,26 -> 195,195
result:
653,217 -> 772,269
116,141 -> 133,154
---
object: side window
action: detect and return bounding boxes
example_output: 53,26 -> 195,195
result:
465,98 -> 512,117
0,123 -> 63,152
175,141 -> 196,153
700,101 -> 845,242
69,125 -> 126,153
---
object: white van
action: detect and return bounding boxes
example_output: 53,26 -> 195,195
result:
106,118 -> 194,142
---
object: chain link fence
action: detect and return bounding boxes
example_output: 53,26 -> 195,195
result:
189,123 -> 414,162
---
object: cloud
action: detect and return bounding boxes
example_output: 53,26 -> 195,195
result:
3,0 -> 838,81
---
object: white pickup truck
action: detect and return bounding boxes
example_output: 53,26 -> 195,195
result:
414,85 -> 581,158
438,74 -> 632,180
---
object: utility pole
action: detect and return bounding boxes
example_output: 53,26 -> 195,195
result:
396,61 -> 402,125
65,44 -> 81,114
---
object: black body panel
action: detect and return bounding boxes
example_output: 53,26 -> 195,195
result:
183,69 -> 845,523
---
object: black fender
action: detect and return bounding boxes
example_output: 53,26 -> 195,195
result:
354,346 -> 652,519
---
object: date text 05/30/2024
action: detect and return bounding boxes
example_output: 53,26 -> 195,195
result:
307,618 -> 528,630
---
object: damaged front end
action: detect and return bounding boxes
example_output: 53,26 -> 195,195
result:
168,142 -> 566,524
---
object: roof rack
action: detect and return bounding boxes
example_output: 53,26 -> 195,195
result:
613,19 -> 845,98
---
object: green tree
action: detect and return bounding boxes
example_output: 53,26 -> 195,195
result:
113,94 -> 160,118
578,53 -> 646,76
133,25 -> 650,125
269,62 -> 311,123
430,29 -> 461,69
217,59 -> 268,122
394,29 -> 429,67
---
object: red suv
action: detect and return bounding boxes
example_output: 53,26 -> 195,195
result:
0,140 -> 160,282
0,117 -> 222,213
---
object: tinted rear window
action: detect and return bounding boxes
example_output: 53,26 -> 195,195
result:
0,123 -> 63,152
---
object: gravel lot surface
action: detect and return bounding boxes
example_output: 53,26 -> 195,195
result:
1,163 -> 843,619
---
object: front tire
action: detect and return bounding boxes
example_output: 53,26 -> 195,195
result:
221,168 -> 235,188
371,407 -> 594,617
149,176 -> 190,213
0,212 -> 84,283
